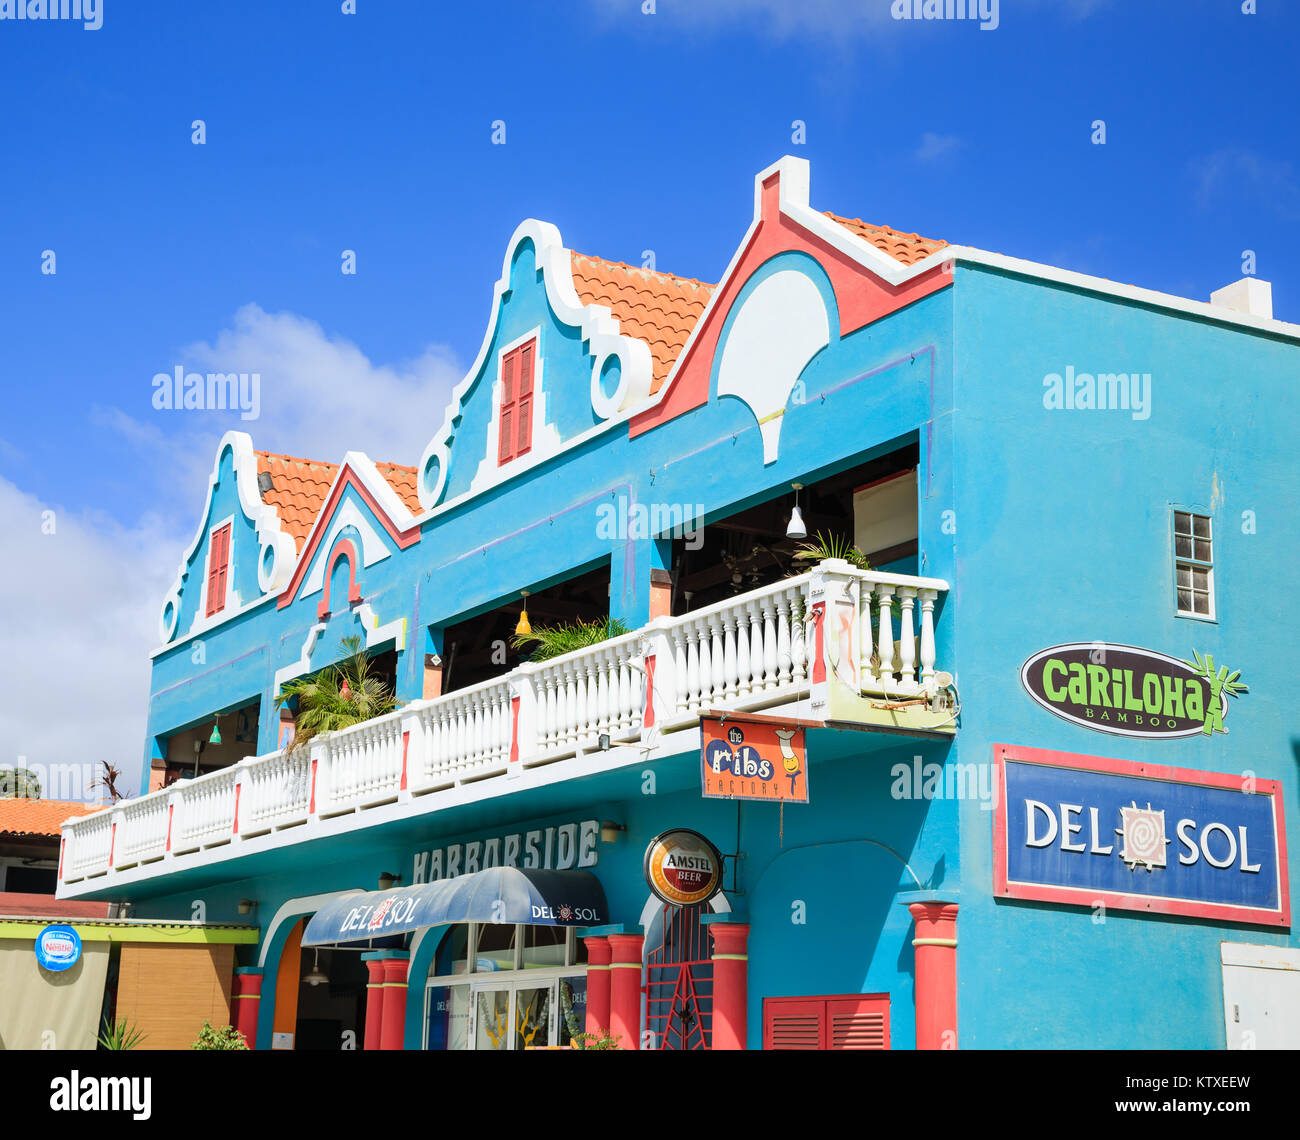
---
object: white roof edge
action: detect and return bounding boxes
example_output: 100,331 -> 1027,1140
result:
944,245 -> 1300,341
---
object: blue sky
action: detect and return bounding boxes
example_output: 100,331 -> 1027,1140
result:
1,0 -> 1296,797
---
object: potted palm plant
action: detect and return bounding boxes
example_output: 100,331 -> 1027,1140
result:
275,635 -> 399,754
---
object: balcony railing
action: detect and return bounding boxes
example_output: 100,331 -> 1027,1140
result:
59,561 -> 950,891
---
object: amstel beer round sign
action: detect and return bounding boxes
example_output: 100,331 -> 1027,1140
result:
643,829 -> 722,907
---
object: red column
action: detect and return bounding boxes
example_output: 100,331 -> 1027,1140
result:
380,956 -> 410,1050
583,936 -> 612,1038
909,902 -> 958,1050
363,958 -> 386,1051
230,968 -> 262,1049
607,932 -> 644,1050
708,922 -> 750,1050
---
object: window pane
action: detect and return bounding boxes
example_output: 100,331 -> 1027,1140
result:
426,984 -> 470,1050
474,923 -> 518,972
1194,539 -> 1212,562
1174,511 -> 1191,534
1193,514 -> 1211,538
521,925 -> 567,968
1178,589 -> 1193,611
475,989 -> 511,1050
1192,567 -> 1209,589
1194,592 -> 1210,616
558,976 -> 589,1046
1177,565 -> 1191,588
1176,536 -> 1192,558
515,986 -> 552,1049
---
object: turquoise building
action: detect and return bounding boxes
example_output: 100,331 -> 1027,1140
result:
56,156 -> 1299,1051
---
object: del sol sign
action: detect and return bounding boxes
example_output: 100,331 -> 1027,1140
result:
1021,643 -> 1246,739
993,744 -> 1288,926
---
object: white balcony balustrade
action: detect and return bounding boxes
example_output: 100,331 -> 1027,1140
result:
59,561 -> 949,889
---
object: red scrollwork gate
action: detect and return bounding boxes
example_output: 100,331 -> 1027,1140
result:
645,903 -> 714,1049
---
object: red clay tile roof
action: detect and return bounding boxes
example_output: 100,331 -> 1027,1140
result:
0,798 -> 103,838
824,212 -> 949,266
256,452 -> 421,552
570,252 -> 715,394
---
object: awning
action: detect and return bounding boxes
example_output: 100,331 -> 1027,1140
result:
302,868 -> 609,947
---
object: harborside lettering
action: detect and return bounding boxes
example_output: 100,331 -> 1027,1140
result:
412,819 -> 599,884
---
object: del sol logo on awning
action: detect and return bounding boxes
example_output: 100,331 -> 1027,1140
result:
1021,643 -> 1246,738
993,743 -> 1289,926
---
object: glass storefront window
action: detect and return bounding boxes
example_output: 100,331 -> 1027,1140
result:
521,925 -> 567,968
557,975 -> 587,1046
425,984 -> 469,1050
425,923 -> 589,1050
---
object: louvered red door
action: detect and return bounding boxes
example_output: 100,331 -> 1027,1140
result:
763,993 -> 890,1050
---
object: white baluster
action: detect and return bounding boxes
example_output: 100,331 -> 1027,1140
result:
722,615 -> 738,700
877,586 -> 896,683
898,589 -> 917,691
775,595 -> 792,685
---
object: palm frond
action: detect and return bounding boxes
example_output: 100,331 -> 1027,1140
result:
512,617 -> 632,662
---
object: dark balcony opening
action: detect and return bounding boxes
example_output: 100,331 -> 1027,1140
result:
439,563 -> 611,695
160,698 -> 262,785
670,443 -> 919,614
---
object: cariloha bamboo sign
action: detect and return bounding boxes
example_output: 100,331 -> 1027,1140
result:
1020,644 -> 1246,739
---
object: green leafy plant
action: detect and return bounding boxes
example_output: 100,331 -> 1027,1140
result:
512,617 -> 632,663
191,1021 -> 249,1050
0,766 -> 41,798
275,635 -> 398,755
570,1029 -> 623,1050
790,531 -> 872,570
98,1016 -> 147,1050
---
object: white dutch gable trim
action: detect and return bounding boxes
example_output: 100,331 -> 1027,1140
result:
416,220 -> 653,512
158,431 -> 297,645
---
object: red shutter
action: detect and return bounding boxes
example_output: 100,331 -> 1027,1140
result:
205,524 -> 231,617
516,342 -> 534,457
763,998 -> 825,1050
763,994 -> 890,1051
827,996 -> 890,1050
497,339 -> 536,466
498,350 -> 517,463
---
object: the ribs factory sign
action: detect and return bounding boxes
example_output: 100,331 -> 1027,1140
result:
1021,644 -> 1246,739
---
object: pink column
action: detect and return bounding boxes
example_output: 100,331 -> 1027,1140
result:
908,902 -> 958,1050
380,956 -> 410,1051
708,922 -> 750,1050
583,936 -> 612,1037
231,968 -> 262,1049
607,933 -> 645,1050
363,958 -> 386,1051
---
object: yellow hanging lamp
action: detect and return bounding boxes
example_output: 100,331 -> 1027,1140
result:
515,590 -> 532,637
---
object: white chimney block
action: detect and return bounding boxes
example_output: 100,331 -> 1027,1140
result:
1210,277 -> 1273,320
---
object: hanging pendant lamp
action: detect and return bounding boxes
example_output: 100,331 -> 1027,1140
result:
786,483 -> 808,540
515,590 -> 532,637
304,949 -> 327,987
208,717 -> 222,745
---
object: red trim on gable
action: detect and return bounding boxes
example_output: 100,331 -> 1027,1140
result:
629,185 -> 952,440
205,523 -> 232,617
279,466 -> 420,609
317,538 -> 362,620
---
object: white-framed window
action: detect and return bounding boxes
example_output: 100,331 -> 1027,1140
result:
1173,509 -> 1214,619
422,922 -> 588,1050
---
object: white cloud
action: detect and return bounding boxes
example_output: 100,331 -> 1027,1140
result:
2,307 -> 465,803
177,303 -> 464,467
0,476 -> 180,802
1191,148 -> 1300,219
915,131 -> 962,163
